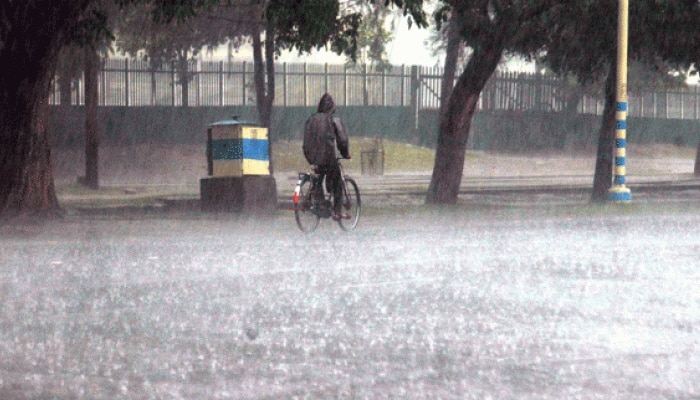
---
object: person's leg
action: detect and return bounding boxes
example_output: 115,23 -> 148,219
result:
327,162 -> 343,217
316,169 -> 327,204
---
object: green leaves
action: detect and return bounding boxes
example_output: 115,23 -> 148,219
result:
267,0 -> 340,52
71,10 -> 116,48
266,0 -> 366,60
542,0 -> 700,85
151,0 -> 218,23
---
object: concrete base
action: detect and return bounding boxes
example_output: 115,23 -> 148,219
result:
608,185 -> 632,203
200,176 -> 277,212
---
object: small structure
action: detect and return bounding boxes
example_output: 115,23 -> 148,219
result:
361,137 -> 385,176
200,118 -> 277,212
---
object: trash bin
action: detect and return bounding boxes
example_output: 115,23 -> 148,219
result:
200,118 -> 277,212
361,137 -> 385,176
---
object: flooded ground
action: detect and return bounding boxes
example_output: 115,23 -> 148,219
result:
1,206 -> 699,399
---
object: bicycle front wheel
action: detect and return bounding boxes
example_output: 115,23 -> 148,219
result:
338,177 -> 361,231
294,177 -> 321,233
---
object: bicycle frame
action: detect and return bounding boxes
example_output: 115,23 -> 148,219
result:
293,158 -> 360,232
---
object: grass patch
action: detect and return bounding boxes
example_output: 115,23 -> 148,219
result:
272,137 -> 443,173
56,183 -> 195,209
629,143 -> 696,159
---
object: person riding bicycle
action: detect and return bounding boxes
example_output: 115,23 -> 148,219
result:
303,93 -> 351,220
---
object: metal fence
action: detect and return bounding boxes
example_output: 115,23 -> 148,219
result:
50,58 -> 700,119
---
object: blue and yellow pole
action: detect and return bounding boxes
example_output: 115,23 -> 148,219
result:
609,0 -> 632,202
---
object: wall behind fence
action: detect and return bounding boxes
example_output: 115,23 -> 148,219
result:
48,106 -> 419,145
49,106 -> 700,152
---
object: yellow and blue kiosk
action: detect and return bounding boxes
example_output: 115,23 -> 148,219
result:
200,118 -> 277,212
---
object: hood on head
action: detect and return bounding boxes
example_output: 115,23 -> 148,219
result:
317,93 -> 335,113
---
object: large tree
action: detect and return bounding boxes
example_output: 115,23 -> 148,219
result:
0,0 -> 210,220
542,0 -> 700,201
426,0 -> 556,204
0,1 -> 93,219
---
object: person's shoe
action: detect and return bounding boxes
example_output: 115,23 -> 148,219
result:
332,213 -> 350,221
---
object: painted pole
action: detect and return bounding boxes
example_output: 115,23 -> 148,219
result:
608,0 -> 632,202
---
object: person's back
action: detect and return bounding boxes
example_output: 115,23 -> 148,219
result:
303,93 -> 349,166
303,93 -> 350,220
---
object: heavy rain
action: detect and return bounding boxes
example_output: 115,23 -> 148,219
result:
2,179 -> 700,398
3,1 -> 700,398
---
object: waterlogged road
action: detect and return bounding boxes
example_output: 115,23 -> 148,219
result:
1,207 -> 699,399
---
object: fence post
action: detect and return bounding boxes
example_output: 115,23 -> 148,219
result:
150,63 -> 156,106
101,58 -> 106,106
218,61 -> 224,106
242,61 -> 246,106
281,62 -> 286,107
196,60 -> 201,107
124,59 -> 129,107
363,64 -> 368,106
400,65 -> 405,107
325,63 -> 329,94
171,61 -> 176,106
382,68 -> 386,106
410,66 -> 420,130
303,63 -> 308,107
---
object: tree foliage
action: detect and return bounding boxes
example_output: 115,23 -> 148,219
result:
348,1 -> 403,71
542,0 -> 700,84
115,2 -> 253,62
265,0 -> 360,60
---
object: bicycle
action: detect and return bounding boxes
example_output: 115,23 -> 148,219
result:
293,158 -> 361,232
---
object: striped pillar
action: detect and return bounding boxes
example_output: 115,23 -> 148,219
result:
608,0 -> 632,202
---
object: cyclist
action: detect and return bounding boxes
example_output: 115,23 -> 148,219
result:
303,93 -> 351,220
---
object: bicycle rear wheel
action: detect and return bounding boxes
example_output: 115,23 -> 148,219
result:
338,177 -> 361,231
294,177 -> 321,233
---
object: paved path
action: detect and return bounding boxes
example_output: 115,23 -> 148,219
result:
2,210 -> 699,398
57,171 -> 700,214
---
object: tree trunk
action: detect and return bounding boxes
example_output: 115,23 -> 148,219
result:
426,44 -> 503,205
0,0 -> 89,219
178,54 -> 190,108
253,26 -> 276,175
0,98 -> 61,220
591,66 -> 617,202
439,15 -> 461,117
59,72 -> 73,106
84,47 -> 100,189
253,29 -> 275,129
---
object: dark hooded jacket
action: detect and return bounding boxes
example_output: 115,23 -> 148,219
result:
303,93 -> 349,165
